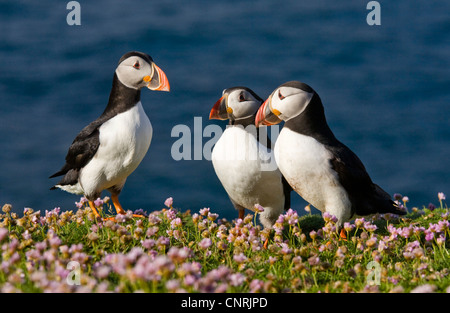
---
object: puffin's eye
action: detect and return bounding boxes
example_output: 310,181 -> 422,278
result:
239,93 -> 246,102
133,61 -> 140,69
278,90 -> 285,100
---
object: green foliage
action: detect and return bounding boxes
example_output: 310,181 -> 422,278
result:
0,199 -> 449,293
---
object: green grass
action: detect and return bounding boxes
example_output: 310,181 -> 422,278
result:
0,199 -> 449,293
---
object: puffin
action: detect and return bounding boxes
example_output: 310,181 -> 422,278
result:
50,51 -> 170,219
209,87 -> 291,237
255,81 -> 405,235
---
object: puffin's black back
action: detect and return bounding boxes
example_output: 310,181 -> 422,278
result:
285,92 -> 338,146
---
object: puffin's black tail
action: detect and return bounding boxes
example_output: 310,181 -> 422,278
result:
49,168 -> 65,190
49,167 -> 79,190
374,184 -> 407,215
49,163 -> 71,178
49,170 -> 64,179
389,200 -> 407,215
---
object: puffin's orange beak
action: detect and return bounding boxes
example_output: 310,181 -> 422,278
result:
146,63 -> 170,92
209,95 -> 229,120
255,96 -> 282,127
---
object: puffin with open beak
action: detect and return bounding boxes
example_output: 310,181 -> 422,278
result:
210,87 -> 291,245
256,81 -> 405,236
50,51 -> 170,219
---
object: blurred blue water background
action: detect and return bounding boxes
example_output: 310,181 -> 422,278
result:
0,1 -> 449,218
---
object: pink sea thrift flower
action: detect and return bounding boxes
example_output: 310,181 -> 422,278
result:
438,220 -> 449,232
304,204 -> 311,213
363,221 -> 377,232
164,209 -> 177,221
94,198 -> 103,207
184,275 -> 197,286
198,238 -> 212,250
249,279 -> 264,292
438,192 -> 446,201
95,266 -> 110,279
170,217 -> 182,229
285,209 -> 299,225
199,208 -> 210,216
75,197 -> 88,209
233,253 -> 247,263
229,273 -> 245,287
309,230 -> 317,240
279,243 -> 293,255
207,212 -> 219,222
115,214 -> 126,223
424,230 -> 434,242
436,235 -> 446,246
164,197 -> 174,208
354,218 -> 365,228
343,222 -> 354,233
148,214 -> 161,226
308,256 -> 320,266
141,239 -> 155,250
167,246 -> 191,263
411,284 -> 436,293
254,204 -> 264,213
268,256 -> 278,265
323,212 -> 337,224
0,228 -> 8,242
166,279 -> 180,292
400,226 -> 413,239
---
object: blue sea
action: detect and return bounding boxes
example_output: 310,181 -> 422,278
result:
0,1 -> 449,219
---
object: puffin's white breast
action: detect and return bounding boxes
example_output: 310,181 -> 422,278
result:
80,102 -> 152,194
275,127 -> 351,221
212,126 -> 284,213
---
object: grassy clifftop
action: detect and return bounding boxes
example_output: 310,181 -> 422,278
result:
0,194 -> 449,293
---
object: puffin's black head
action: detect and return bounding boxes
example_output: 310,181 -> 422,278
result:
209,87 -> 263,124
255,81 -> 316,127
115,51 -> 170,91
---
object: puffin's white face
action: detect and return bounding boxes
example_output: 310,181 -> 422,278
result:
210,87 -> 262,121
115,55 -> 170,91
225,89 -> 261,120
255,83 -> 315,127
269,86 -> 314,122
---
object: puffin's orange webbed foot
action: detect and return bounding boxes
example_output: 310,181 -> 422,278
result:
88,201 -> 102,219
102,194 -> 146,221
263,238 -> 269,249
339,228 -> 348,241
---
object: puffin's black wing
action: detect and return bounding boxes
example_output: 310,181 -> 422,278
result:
329,143 -> 405,216
49,120 -> 101,187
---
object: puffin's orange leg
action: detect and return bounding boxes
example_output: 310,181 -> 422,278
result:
106,194 -> 145,220
238,208 -> 245,220
88,201 -> 102,218
325,229 -> 348,245
263,238 -> 269,249
111,194 -> 126,215
339,228 -> 347,241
